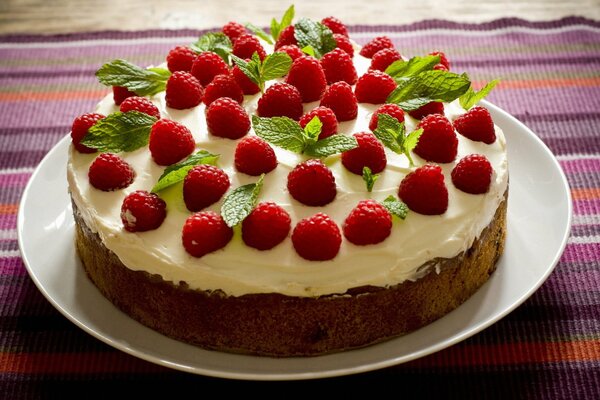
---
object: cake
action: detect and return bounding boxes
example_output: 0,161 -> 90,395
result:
67,10 -> 508,357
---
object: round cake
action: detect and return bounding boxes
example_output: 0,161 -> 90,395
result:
67,13 -> 508,356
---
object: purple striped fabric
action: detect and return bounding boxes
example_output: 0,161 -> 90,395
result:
1,17 -> 599,398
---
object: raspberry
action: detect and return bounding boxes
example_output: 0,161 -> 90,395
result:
190,51 -> 229,87
287,159 -> 336,206
433,63 -> 448,71
88,153 -> 135,191
334,33 -> 354,57
274,25 -> 297,49
182,211 -> 233,257
343,200 -> 392,245
242,202 -> 291,250
453,106 -> 496,144
232,63 -> 260,95
414,114 -> 458,163
370,48 -> 402,72
321,16 -> 349,37
292,213 -> 341,261
149,119 -> 195,166
234,136 -> 277,176
257,82 -> 303,120
286,56 -> 327,102
452,154 -> 493,194
320,48 -> 358,85
399,164 -> 448,215
203,73 -> 244,106
112,86 -> 136,105
166,45 -> 196,72
222,21 -> 246,43
206,97 -> 250,139
120,190 -> 167,232
368,103 -> 405,131
165,71 -> 203,110
354,70 -> 397,104
408,101 -> 444,119
360,36 -> 394,58
183,164 -> 230,211
341,132 -> 387,175
319,81 -> 358,121
299,106 -> 338,139
275,45 -> 304,61
71,112 -> 104,153
233,34 -> 267,60
430,51 -> 450,70
119,96 -> 161,119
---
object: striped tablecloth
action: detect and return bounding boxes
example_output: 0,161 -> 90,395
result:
1,17 -> 599,398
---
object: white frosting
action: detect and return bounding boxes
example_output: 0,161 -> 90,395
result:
67,55 -> 508,297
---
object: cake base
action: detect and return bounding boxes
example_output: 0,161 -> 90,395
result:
73,192 -> 507,357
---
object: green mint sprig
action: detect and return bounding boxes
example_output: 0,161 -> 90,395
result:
151,150 -> 220,193
80,111 -> 157,152
373,114 -> 423,167
96,59 -> 171,96
382,195 -> 409,219
459,79 -> 500,110
230,52 -> 292,93
385,55 -> 440,83
246,4 -> 295,44
251,115 -> 358,157
293,18 -> 336,59
221,174 -> 265,227
362,167 -> 379,192
190,32 -> 233,62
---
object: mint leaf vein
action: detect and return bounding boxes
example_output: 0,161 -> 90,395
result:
95,59 -> 171,96
293,18 -> 336,59
151,150 -> 219,193
81,111 -> 157,153
221,174 -> 265,227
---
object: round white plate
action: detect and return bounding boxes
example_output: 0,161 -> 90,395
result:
18,101 -> 572,380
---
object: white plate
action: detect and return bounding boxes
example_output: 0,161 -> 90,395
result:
18,101 -> 572,380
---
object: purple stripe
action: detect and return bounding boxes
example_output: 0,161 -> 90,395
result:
0,150 -> 49,169
0,44 -> 178,61
571,225 -> 600,238
561,243 -> 600,262
0,258 -> 28,277
0,240 -> 18,252
0,173 -> 32,186
0,186 -> 28,204
560,159 -> 600,174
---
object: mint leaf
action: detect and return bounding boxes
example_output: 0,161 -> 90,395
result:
385,55 -> 440,83
261,52 -> 293,81
246,23 -> 273,44
373,114 -> 422,166
304,134 -> 358,157
252,115 -> 305,153
151,150 -> 219,193
270,5 -> 295,41
301,45 -> 316,57
459,79 -> 500,110
403,128 -> 423,166
294,18 -> 336,58
191,32 -> 232,62
362,167 -> 379,192
221,174 -> 265,227
386,70 -> 471,111
303,116 -> 322,143
96,59 -> 171,96
230,54 -> 261,85
382,195 -> 409,219
81,111 -> 157,152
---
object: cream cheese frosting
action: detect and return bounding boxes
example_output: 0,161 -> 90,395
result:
67,54 -> 508,297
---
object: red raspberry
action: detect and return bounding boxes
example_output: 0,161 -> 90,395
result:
149,119 -> 195,166
275,45 -> 304,61
320,48 -> 358,85
430,51 -> 450,70
232,63 -> 260,95
222,21 -> 246,43
119,96 -> 160,119
299,106 -> 338,139
433,63 -> 448,71
206,97 -> 250,139
292,213 -> 341,261
274,25 -> 297,49
112,86 -> 136,105
360,36 -> 394,58
341,132 -> 387,175
165,71 -> 203,110
233,34 -> 267,60
203,73 -> 244,106
242,202 -> 291,250
71,113 -> 104,153
319,81 -> 358,121
399,164 -> 448,215
334,33 -> 354,57
452,154 -> 493,194
408,101 -> 444,119
121,190 -> 167,232
286,56 -> 327,102
257,82 -> 303,120
414,114 -> 458,163
354,70 -> 397,104
88,153 -> 135,191
182,211 -> 233,257
190,51 -> 229,87
183,164 -> 230,211
321,16 -> 349,37
166,45 -> 196,72
234,136 -> 277,176
368,103 -> 405,131
370,48 -> 402,72
453,106 -> 496,144
287,159 -> 336,206
343,200 -> 392,245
